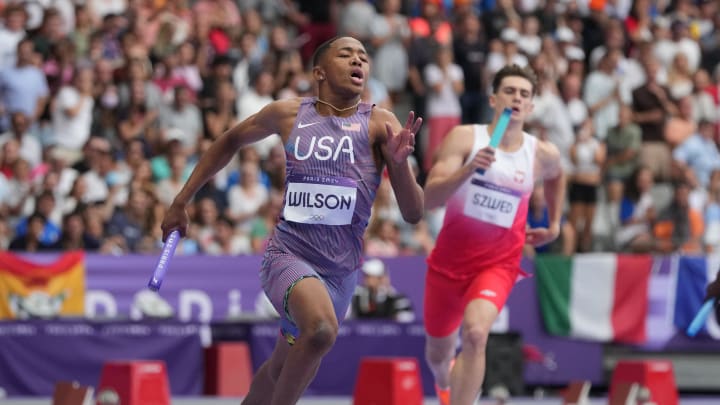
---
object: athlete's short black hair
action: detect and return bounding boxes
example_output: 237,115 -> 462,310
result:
311,37 -> 342,67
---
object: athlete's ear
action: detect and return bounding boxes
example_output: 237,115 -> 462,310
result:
313,67 -> 326,81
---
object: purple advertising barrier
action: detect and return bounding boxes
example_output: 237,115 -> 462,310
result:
0,320 -> 203,396
9,253 -> 719,397
83,254 -> 265,321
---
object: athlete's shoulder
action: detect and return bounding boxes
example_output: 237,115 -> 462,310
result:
445,124 -> 477,145
264,97 -> 303,116
368,105 -> 395,124
534,137 -> 563,179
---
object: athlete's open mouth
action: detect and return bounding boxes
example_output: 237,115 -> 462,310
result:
350,68 -> 364,85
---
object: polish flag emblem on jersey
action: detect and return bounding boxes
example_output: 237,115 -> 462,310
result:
341,122 -> 361,132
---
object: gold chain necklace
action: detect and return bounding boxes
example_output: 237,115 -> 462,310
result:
315,98 -> 361,112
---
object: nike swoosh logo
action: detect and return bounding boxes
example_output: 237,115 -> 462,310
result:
297,122 -> 320,129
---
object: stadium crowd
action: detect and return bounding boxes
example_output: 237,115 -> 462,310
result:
0,0 -> 719,257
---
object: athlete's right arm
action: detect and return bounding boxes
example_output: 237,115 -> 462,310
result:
424,125 -> 477,209
161,99 -> 298,239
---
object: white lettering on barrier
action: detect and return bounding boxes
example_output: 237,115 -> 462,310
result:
179,290 -> 213,322
85,290 -> 118,318
227,289 -> 242,318
44,324 -> 94,336
0,324 -> 37,335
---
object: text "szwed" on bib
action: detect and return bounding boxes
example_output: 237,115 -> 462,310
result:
463,178 -> 521,229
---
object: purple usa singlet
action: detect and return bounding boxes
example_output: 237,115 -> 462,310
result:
259,97 -> 380,342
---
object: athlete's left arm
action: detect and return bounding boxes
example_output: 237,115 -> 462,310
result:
526,140 -> 566,247
372,108 -> 424,224
538,140 -> 566,234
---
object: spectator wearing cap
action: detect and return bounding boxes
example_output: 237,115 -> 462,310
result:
351,258 -> 415,322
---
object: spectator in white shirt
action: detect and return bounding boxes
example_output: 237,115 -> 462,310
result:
51,66 -> 95,165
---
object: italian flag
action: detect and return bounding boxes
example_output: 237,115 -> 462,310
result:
535,253 -> 653,344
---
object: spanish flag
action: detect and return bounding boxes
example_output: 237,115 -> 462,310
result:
0,251 -> 85,319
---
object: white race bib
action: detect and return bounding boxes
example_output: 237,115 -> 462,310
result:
283,175 -> 358,226
463,178 -> 521,228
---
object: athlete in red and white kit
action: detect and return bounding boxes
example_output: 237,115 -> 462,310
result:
422,64 -> 566,405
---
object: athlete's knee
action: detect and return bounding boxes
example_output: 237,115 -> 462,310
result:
300,318 -> 338,354
462,324 -> 490,352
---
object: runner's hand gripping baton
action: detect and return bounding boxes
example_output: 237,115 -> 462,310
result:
686,298 -> 717,337
477,108 -> 512,175
147,230 -> 180,292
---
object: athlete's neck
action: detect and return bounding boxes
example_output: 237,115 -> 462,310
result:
488,119 -> 524,151
315,96 -> 361,116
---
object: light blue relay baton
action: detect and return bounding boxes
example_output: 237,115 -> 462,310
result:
686,299 -> 716,337
147,230 -> 180,292
477,107 -> 512,175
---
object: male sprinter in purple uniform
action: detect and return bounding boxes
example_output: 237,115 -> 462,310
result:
160,37 -> 423,405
